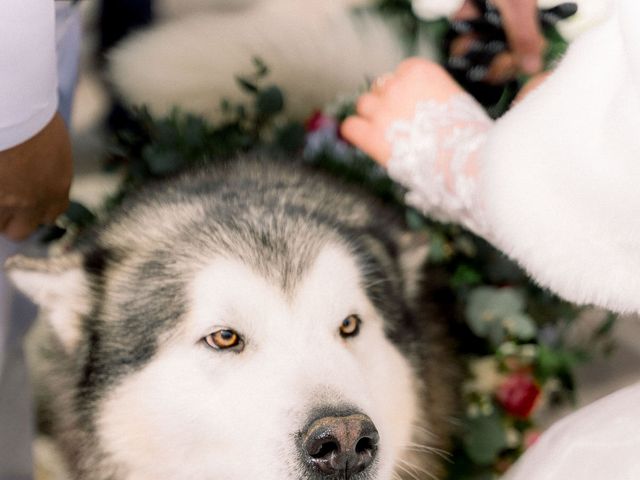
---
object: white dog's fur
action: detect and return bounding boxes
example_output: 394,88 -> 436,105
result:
108,0 -> 421,121
12,161 -> 458,479
95,247 -> 418,479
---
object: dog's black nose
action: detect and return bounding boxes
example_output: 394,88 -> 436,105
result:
301,413 -> 379,476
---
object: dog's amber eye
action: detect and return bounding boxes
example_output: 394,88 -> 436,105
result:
339,314 -> 361,338
204,329 -> 242,351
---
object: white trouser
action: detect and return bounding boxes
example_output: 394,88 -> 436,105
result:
0,237 -> 37,480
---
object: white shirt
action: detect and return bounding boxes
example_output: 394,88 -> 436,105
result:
0,0 -> 58,150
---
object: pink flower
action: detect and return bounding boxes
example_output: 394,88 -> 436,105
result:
496,373 -> 541,419
523,430 -> 542,449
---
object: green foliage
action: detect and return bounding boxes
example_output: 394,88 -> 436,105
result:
256,86 -> 285,116
64,200 -> 96,227
466,288 -> 536,346
107,60 -> 292,199
463,412 -> 507,466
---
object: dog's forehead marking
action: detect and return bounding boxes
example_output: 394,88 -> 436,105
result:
290,243 -> 370,318
188,242 -> 369,334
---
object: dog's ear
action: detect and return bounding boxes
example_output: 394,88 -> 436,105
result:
396,231 -> 430,301
5,253 -> 91,352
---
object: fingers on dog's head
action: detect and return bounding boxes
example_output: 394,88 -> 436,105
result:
340,116 -> 391,166
396,58 -> 445,80
356,93 -> 382,119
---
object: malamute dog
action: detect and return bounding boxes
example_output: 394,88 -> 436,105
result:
8,159 -> 457,479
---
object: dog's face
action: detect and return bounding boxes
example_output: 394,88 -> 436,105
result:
94,244 -> 418,479
7,162 -> 455,479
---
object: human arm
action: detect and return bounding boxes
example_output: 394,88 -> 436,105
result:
343,0 -> 640,315
0,0 -> 73,241
0,114 -> 72,241
341,59 -> 493,237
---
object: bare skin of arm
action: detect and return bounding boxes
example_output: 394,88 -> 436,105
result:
342,58 -> 465,165
0,113 -> 72,241
341,57 -> 550,166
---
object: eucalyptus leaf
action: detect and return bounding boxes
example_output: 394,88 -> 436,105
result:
252,56 -> 270,77
463,412 -> 507,466
452,264 -> 483,288
503,312 -> 537,341
236,76 -> 259,93
427,231 -> 448,263
182,115 -> 209,151
405,208 -> 426,231
143,145 -> 185,176
465,287 -> 526,339
275,122 -> 306,153
256,86 -> 285,116
487,321 -> 506,347
535,345 -> 584,383
592,313 -> 617,339
64,201 -> 96,227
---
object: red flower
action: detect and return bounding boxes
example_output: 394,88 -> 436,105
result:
305,110 -> 337,132
496,373 -> 541,418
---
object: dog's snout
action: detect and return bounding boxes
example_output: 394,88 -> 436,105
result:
301,413 -> 378,477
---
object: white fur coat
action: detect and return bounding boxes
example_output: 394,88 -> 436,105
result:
481,0 -> 640,314
476,7 -> 640,479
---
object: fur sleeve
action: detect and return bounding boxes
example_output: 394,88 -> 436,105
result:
479,0 -> 640,313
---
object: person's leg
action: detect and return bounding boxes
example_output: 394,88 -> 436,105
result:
0,238 -> 37,480
0,243 -> 36,479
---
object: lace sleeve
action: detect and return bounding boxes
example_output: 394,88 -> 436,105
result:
385,93 -> 492,238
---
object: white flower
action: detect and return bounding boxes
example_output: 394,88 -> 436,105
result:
505,428 -> 522,448
465,357 -> 505,394
411,0 -> 465,20
539,0 -> 614,40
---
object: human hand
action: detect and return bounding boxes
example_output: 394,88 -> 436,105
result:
450,0 -> 545,83
0,113 -> 72,241
341,58 -> 466,166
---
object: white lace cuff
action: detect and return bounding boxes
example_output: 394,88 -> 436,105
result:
386,93 -> 493,237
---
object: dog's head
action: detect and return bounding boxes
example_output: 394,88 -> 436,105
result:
8,162 -> 456,479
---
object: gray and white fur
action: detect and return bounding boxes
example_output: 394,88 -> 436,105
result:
8,159 -> 458,480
